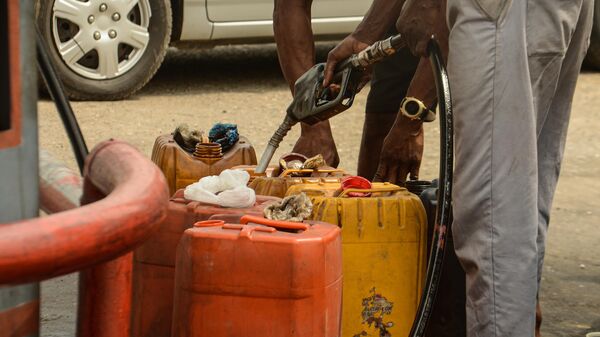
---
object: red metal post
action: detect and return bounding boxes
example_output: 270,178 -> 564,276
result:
1,140 -> 169,337
77,253 -> 134,337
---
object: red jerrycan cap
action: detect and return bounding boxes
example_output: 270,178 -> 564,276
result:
340,176 -> 372,197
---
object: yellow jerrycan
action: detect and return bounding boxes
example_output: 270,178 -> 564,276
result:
307,184 -> 428,337
248,168 -> 346,198
285,179 -> 401,198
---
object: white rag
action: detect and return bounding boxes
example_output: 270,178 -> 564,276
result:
184,169 -> 256,208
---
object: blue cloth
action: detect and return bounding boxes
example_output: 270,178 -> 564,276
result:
209,123 -> 239,152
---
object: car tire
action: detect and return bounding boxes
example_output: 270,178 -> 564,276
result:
36,0 -> 172,101
585,0 -> 600,70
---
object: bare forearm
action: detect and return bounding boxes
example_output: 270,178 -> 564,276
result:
352,0 -> 406,44
273,0 -> 315,92
404,0 -> 449,114
396,0 -> 446,56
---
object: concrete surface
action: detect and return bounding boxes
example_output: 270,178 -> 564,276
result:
38,44 -> 600,337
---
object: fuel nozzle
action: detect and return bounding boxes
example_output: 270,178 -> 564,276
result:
255,115 -> 296,174
255,34 -> 405,174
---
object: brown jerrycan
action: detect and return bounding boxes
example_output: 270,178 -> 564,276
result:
131,191 -> 280,337
151,134 -> 257,195
172,215 -> 343,337
248,168 -> 347,198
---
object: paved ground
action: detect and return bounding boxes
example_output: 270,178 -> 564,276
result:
38,44 -> 600,337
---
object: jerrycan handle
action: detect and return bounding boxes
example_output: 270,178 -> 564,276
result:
193,220 -> 226,228
279,168 -> 344,177
337,185 -> 403,198
240,215 -> 309,231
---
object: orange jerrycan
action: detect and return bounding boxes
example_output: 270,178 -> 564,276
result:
131,191 -> 280,337
248,168 -> 347,198
172,215 -> 343,337
307,184 -> 428,337
151,134 -> 257,195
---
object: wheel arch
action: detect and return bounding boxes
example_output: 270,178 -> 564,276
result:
170,0 -> 184,42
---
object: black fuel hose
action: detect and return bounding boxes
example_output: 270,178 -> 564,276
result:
36,26 -> 88,174
408,39 -> 454,337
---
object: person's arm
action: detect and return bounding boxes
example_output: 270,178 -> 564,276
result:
322,0 -> 406,86
273,0 -> 340,167
403,0 -> 449,109
273,0 -> 315,92
353,0 -> 406,44
375,0 -> 449,184
396,0 -> 446,57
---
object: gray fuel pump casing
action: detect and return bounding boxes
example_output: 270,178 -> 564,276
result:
0,1 -> 40,336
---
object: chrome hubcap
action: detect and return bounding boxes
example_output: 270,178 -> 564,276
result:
52,0 -> 152,80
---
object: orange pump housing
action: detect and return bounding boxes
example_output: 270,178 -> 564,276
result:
172,216 -> 343,337
131,192 -> 280,337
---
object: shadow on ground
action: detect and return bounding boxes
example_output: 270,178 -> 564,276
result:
140,43 -> 336,96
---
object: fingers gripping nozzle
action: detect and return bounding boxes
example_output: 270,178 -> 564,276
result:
343,35 -> 406,69
256,34 -> 406,174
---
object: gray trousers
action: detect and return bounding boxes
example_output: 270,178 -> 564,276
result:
446,0 -> 593,336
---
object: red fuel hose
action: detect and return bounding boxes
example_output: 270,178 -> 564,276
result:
0,139 -> 169,285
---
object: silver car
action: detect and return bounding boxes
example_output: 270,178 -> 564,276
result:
36,0 -> 600,101
36,0 -> 369,100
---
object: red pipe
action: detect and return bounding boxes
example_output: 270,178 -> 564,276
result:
77,253 -> 134,337
39,149 -> 134,337
0,139 -> 169,285
35,141 -> 170,337
39,149 -> 83,213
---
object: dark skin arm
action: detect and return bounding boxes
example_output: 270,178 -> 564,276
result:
375,0 -> 449,183
273,0 -> 314,91
323,0 -> 407,87
373,60 -> 437,183
374,116 -> 424,183
273,0 -> 339,167
395,0 -> 446,58
324,0 -> 448,184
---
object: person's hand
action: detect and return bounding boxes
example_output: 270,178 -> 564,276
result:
374,118 -> 424,184
292,121 -> 340,168
323,35 -> 370,87
395,0 -> 446,57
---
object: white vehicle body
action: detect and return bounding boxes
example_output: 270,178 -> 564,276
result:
38,0 -> 370,100
38,0 -> 598,101
177,0 -> 368,42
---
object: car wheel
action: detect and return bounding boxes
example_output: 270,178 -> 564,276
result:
585,0 -> 600,70
36,0 -> 172,100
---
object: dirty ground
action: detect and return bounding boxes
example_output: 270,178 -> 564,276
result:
38,44 -> 600,337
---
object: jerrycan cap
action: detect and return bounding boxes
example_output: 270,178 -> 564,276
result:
193,142 -> 223,162
341,176 -> 372,197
